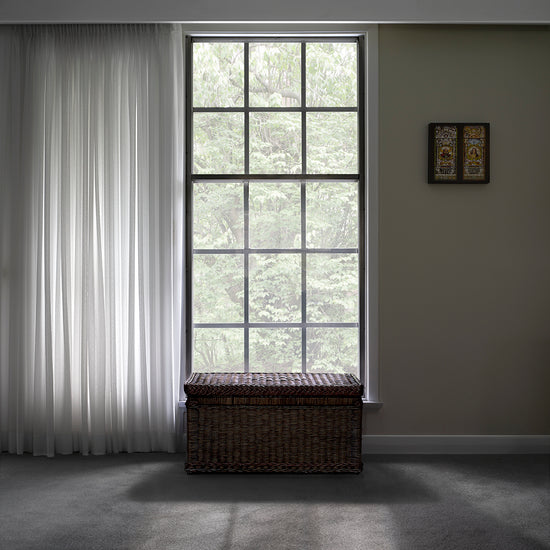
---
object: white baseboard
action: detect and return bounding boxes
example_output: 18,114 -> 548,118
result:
363,435 -> 550,454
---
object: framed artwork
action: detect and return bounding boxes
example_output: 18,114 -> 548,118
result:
428,123 -> 490,184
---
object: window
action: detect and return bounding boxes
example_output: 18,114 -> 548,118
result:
185,33 -> 378,398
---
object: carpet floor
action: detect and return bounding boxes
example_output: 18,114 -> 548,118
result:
1,453 -> 549,550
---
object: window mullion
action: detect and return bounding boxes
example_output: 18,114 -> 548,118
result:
244,180 -> 250,373
244,42 -> 250,372
301,180 -> 307,374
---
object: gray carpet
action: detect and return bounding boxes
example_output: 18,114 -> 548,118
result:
0,453 -> 549,550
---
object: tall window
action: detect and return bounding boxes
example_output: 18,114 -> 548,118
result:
186,36 -> 364,376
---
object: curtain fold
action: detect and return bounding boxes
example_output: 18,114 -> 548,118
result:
0,24 -> 184,456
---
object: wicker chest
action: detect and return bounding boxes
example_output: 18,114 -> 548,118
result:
184,372 -> 363,473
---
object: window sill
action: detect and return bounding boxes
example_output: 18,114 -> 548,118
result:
363,399 -> 383,409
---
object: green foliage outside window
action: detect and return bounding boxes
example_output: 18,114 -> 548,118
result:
190,39 -> 361,375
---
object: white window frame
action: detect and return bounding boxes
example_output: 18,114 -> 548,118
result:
181,24 -> 381,407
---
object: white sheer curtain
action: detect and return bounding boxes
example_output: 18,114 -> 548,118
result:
0,25 -> 184,456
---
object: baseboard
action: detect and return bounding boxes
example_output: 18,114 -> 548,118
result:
363,435 -> 550,454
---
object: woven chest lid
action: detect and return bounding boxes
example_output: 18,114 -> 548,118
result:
184,372 -> 363,397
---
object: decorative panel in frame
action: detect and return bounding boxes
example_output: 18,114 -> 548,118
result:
428,123 -> 490,184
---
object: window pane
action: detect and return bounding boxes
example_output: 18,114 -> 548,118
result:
306,182 -> 358,249
249,43 -> 301,108
307,112 -> 357,174
193,113 -> 244,174
193,328 -> 244,372
193,43 -> 244,108
194,182 -> 243,249
189,38 -> 364,378
307,254 -> 358,323
249,254 -> 301,322
193,255 -> 243,323
250,328 -> 301,372
307,328 -> 358,374
249,181 -> 301,249
306,43 -> 357,107
250,112 -> 301,174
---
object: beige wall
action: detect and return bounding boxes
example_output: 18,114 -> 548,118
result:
366,25 -> 550,435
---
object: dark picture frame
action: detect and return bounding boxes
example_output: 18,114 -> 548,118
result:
428,123 -> 490,184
